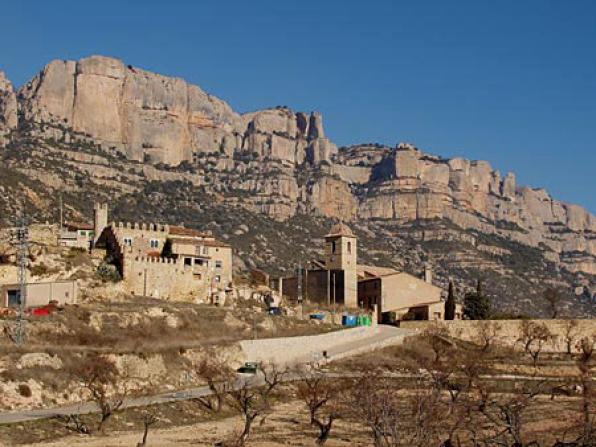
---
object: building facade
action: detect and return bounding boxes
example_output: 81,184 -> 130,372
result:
275,222 -> 461,322
1,280 -> 77,308
95,208 -> 233,301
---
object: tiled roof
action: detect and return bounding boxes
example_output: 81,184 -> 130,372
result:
63,221 -> 94,231
325,222 -> 356,238
169,226 -> 212,238
168,237 -> 231,248
357,264 -> 400,279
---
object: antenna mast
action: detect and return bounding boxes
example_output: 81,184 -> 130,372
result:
12,207 -> 28,345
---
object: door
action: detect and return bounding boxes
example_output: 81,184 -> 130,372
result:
7,290 -> 20,307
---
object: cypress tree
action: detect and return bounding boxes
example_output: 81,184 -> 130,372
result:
463,279 -> 491,320
445,281 -> 456,320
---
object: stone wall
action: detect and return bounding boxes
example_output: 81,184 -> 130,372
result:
241,326 -> 376,365
123,256 -> 205,300
400,319 -> 596,353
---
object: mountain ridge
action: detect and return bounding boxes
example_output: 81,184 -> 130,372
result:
0,55 -> 594,316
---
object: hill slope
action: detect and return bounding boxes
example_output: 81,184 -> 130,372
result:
0,55 -> 594,316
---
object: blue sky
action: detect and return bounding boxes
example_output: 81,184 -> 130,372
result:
2,0 -> 595,212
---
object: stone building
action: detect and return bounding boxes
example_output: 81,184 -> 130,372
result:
58,222 -> 95,249
1,280 -> 77,308
92,204 -> 232,301
274,222 -> 460,322
358,267 -> 462,322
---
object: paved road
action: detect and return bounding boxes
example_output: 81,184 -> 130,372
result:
0,326 -> 412,424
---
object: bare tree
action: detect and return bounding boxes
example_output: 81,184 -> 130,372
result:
517,320 -> 553,368
477,381 -> 546,447
227,363 -> 285,446
350,370 -> 403,447
562,320 -> 580,358
294,369 -> 346,445
53,414 -> 91,435
475,321 -> 503,354
137,410 -> 159,447
575,336 -> 595,446
70,354 -> 128,432
192,355 -> 234,413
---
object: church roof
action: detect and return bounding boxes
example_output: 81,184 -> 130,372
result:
325,222 -> 356,238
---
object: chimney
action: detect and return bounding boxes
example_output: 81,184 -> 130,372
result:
424,263 -> 433,284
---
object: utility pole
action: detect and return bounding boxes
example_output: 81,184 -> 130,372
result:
326,269 -> 331,306
59,194 -> 63,231
296,263 -> 303,304
12,207 -> 28,345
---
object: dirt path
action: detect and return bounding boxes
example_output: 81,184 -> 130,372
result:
16,402 -> 370,447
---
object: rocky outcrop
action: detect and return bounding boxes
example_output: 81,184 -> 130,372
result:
0,71 -> 17,146
17,56 -> 333,167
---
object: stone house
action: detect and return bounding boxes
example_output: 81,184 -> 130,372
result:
274,222 -> 461,322
358,268 -> 462,322
58,222 -> 95,249
92,204 -> 232,301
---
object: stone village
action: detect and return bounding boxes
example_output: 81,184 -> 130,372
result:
1,204 -> 460,324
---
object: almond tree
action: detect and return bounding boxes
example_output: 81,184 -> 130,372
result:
574,336 -> 595,446
350,370 -> 403,447
227,363 -> 286,446
562,320 -> 580,357
294,369 -> 347,445
70,353 -> 128,433
137,410 -> 159,447
475,321 -> 503,354
476,381 -> 546,447
192,355 -> 234,413
517,320 -> 553,368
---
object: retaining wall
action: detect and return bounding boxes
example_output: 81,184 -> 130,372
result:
240,326 -> 378,365
400,319 -> 595,353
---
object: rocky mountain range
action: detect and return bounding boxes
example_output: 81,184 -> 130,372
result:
0,55 -> 594,316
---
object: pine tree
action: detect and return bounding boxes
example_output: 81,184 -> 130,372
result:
445,281 -> 456,320
463,279 -> 491,320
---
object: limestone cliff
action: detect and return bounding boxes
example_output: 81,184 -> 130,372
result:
1,55 -> 595,279
17,56 -> 332,166
0,72 -> 17,146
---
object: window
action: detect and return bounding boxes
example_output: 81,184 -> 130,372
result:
331,241 -> 336,254
215,275 -> 221,283
215,260 -> 222,269
184,258 -> 192,266
194,259 -> 204,266
203,246 -> 209,255
347,241 -> 352,254
149,239 -> 159,248
123,237 -> 133,246
79,230 -> 86,236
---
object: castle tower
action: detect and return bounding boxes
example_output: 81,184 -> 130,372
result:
324,222 -> 357,308
93,203 -> 108,245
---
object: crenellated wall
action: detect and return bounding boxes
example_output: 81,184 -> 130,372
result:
122,255 -> 206,300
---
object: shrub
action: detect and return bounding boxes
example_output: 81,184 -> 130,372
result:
30,263 -> 49,277
18,383 -> 32,398
96,261 -> 121,283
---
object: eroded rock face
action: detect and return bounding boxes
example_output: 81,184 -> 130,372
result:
17,56 -> 334,167
5,55 -> 596,275
0,72 -> 17,146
